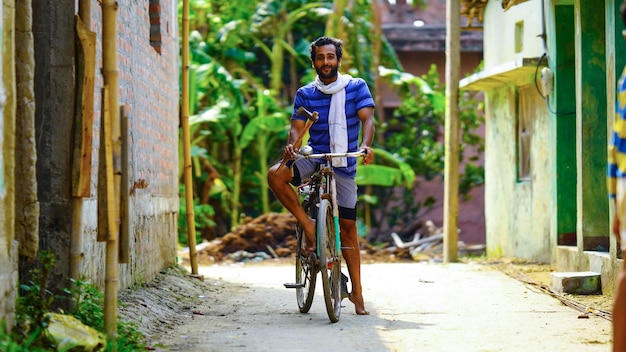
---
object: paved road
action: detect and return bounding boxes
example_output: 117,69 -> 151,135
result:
154,261 -> 612,352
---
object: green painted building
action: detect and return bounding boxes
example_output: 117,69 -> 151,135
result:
461,0 -> 624,294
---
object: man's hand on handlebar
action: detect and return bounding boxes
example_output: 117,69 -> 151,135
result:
283,143 -> 298,160
359,145 -> 374,165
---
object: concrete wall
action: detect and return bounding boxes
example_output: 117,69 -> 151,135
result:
482,0 -> 545,67
463,0 -> 626,296
31,0 -> 179,292
0,0 -> 18,327
483,85 -> 553,262
461,0 -> 556,262
549,0 -> 624,296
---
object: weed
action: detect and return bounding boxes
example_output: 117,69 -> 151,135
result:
67,278 -> 147,351
5,251 -> 148,351
11,250 -> 56,349
66,279 -> 105,331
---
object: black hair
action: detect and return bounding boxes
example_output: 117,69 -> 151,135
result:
622,1 -> 626,26
309,36 -> 343,63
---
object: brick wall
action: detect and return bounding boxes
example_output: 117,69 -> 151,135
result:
33,0 -> 179,291
87,0 -> 180,288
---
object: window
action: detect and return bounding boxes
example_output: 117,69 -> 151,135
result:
149,0 -> 162,54
515,21 -> 524,53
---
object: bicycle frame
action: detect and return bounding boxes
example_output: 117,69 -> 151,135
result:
288,148 -> 365,322
295,150 -> 365,255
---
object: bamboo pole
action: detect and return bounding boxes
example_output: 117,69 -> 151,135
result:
443,0 -> 460,263
371,0 -> 384,144
79,0 -> 90,21
71,2 -> 95,285
102,85 -> 119,344
367,0 -> 383,231
181,0 -> 201,278
120,105 -> 129,263
101,0 -> 120,344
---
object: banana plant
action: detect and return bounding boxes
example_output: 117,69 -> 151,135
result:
356,148 -> 416,190
355,147 -> 416,231
181,49 -> 249,230
248,0 -> 330,99
240,90 -> 290,214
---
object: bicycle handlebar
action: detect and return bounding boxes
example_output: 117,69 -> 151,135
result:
294,149 -> 367,161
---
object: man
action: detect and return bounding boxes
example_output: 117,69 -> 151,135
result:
608,2 -> 626,350
267,36 -> 375,315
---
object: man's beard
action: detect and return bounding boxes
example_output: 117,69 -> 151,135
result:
316,65 -> 339,80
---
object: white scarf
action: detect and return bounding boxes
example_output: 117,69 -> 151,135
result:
314,74 -> 351,167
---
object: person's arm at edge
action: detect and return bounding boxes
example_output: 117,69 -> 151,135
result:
609,135 -> 621,240
357,106 -> 375,165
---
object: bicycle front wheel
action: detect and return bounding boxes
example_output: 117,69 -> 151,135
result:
317,198 -> 341,323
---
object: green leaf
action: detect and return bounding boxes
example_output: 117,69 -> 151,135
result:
189,103 -> 226,125
240,116 -> 288,149
379,66 -> 432,93
356,165 -> 404,187
360,194 -> 379,205
357,148 -> 416,189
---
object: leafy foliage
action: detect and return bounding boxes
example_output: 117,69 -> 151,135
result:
2,251 -> 146,351
381,64 -> 484,185
66,279 -> 146,352
178,0 -> 485,243
10,250 -> 56,350
366,64 -> 484,239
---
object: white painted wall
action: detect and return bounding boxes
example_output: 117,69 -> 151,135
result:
483,0 -> 546,68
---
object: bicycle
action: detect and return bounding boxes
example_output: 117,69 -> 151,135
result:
284,136 -> 366,323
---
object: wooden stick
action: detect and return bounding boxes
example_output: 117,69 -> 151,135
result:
102,0 -> 121,342
181,0 -> 202,279
275,107 -> 318,173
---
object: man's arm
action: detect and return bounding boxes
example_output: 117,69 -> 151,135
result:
357,106 -> 375,165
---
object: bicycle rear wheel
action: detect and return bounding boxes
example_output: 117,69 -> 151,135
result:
318,198 -> 341,323
295,222 -> 316,313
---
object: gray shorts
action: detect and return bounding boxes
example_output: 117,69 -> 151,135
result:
290,158 -> 357,218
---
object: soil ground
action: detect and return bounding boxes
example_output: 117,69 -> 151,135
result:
118,257 -> 614,352
117,213 -> 614,351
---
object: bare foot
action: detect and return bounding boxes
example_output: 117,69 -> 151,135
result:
349,293 -> 370,315
302,218 -> 316,254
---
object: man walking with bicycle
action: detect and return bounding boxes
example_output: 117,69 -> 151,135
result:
268,36 -> 375,315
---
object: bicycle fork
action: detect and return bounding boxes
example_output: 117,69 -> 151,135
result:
329,175 -> 341,254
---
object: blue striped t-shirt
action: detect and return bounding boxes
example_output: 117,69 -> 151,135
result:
609,66 -> 626,199
292,77 -> 375,178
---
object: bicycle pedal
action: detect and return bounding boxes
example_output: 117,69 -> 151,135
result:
341,273 -> 350,300
284,283 -> 305,289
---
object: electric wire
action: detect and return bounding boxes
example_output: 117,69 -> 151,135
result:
534,52 -> 576,116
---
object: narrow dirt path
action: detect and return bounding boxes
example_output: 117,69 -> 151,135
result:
124,260 -> 612,352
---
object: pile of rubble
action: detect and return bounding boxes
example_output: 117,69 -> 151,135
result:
182,213 -> 484,265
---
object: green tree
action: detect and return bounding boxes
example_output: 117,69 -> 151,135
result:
178,0 -> 485,244
369,64 -> 484,240
181,0 -> 328,230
